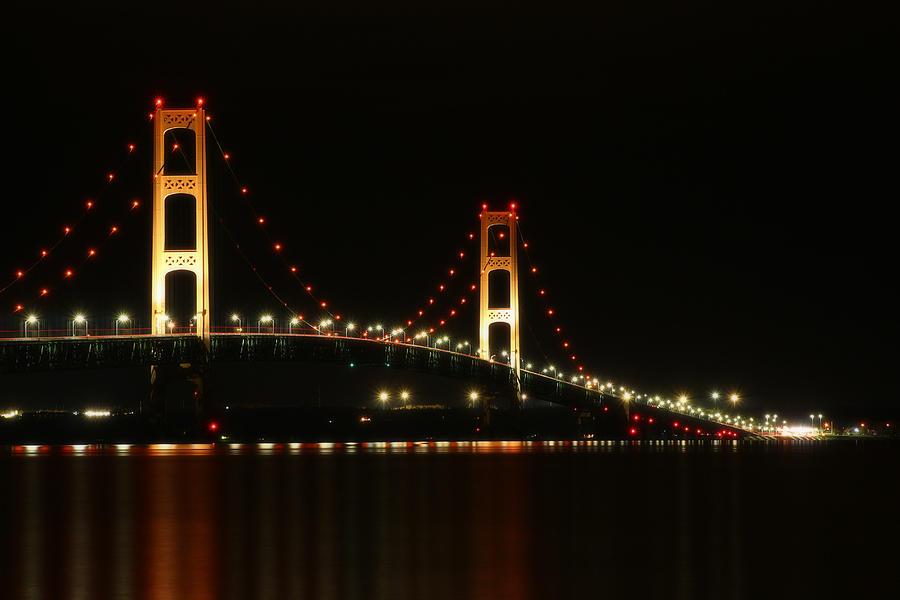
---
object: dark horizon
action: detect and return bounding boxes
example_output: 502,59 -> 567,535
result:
1,2 -> 895,423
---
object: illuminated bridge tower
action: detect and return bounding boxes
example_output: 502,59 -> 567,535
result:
151,106 -> 211,343
478,207 -> 521,382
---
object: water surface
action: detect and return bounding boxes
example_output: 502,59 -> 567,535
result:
1,440 -> 896,599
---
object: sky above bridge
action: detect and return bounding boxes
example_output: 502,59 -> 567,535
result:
1,1 -> 894,419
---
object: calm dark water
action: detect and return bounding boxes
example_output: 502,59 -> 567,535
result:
0,440 -> 897,599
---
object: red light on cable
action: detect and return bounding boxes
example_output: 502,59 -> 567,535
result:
471,284 -> 477,290
224,153 -> 230,159
87,249 -> 96,257
449,309 -> 456,316
64,226 -> 71,235
258,217 -> 265,224
274,243 -> 282,251
241,188 -> 248,194
40,288 -> 49,296
40,250 -> 48,257
132,200 -> 140,209
172,143 -> 179,150
306,286 -> 312,292
510,202 -> 517,210
128,144 -> 135,152
498,232 -> 505,239
417,310 -> 424,316
108,173 -> 114,181
14,304 -> 23,312
547,309 -> 554,316
428,298 -> 434,304
531,267 -> 537,273
320,301 -> 327,308
208,421 -> 218,431
155,98 -> 163,107
290,266 -> 297,273
460,298 -> 466,304
469,233 -> 474,239
523,242 -> 529,248
197,97 -> 205,106
85,201 -> 93,210
439,320 -> 446,326
449,269 -> 455,276
630,428 -> 637,435
64,269 -> 73,278
438,284 -> 445,291
16,270 -> 23,278
481,203 -> 488,210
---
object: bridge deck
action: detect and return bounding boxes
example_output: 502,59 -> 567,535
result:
0,333 -> 753,436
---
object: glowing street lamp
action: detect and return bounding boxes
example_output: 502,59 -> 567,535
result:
231,313 -> 242,332
24,315 -> 38,337
711,392 -> 719,411
72,314 -> 87,337
377,391 -> 389,406
258,315 -> 274,333
346,322 -> 356,337
375,324 -> 383,340
400,391 -> 410,403
730,393 -> 739,407
115,314 -> 130,336
469,391 -> 479,405
289,317 -> 299,333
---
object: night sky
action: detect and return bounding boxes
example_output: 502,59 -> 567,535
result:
1,2 -> 895,421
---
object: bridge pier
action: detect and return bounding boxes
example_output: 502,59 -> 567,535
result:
147,358 -> 211,424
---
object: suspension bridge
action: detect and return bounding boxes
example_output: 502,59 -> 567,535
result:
0,100 -> 760,440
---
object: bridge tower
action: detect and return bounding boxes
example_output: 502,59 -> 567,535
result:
151,106 -> 211,343
478,207 -> 521,381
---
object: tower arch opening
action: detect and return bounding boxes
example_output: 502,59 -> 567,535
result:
163,128 -> 197,175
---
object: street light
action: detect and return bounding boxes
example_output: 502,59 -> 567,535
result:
72,314 -> 87,337
24,315 -> 38,337
377,391 -> 389,406
346,323 -> 356,337
231,314 -> 242,332
730,394 -> 739,407
400,391 -> 410,403
116,314 -> 130,336
712,392 -> 719,411
375,324 -> 383,340
289,317 -> 299,333
469,391 -> 479,405
258,315 -> 274,333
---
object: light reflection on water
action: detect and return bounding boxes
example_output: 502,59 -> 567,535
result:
7,439 -> 752,458
0,440 -> 895,599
